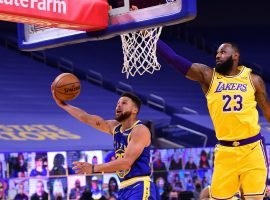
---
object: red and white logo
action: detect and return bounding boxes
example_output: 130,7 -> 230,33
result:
0,0 -> 109,31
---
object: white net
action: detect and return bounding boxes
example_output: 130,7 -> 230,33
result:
120,27 -> 162,78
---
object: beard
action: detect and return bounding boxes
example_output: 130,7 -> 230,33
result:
115,111 -> 132,122
216,56 -> 234,75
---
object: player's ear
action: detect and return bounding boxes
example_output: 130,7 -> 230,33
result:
233,52 -> 239,60
132,106 -> 138,114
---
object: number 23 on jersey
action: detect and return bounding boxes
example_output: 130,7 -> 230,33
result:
222,94 -> 243,112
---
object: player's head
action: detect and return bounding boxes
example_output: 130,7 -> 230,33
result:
115,92 -> 142,122
215,42 -> 240,75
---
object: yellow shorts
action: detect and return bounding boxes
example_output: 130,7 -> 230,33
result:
210,140 -> 268,199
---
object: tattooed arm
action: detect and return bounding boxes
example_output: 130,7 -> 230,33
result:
252,74 -> 270,122
185,63 -> 214,94
51,85 -> 119,135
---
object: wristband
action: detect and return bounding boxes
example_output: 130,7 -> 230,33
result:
157,39 -> 192,75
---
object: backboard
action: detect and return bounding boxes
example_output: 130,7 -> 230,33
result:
17,0 -> 197,51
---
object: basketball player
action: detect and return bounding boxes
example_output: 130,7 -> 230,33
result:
157,40 -> 270,200
51,89 -> 156,200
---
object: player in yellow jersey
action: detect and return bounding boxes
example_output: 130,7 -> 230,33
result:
157,40 -> 270,200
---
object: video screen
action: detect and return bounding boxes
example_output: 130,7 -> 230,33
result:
67,150 -> 104,175
66,151 -> 82,175
85,150 -> 103,165
86,175 -> 105,200
8,178 -> 29,200
7,153 -> 29,178
67,175 -> 86,200
0,179 -> 8,200
0,154 -> 7,179
28,152 -> 48,177
29,178 -> 49,200
48,177 -> 67,200
47,152 -> 67,176
151,148 -> 214,172
103,174 -> 120,199
0,146 -> 269,199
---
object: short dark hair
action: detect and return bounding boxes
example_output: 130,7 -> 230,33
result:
121,92 -> 142,112
225,42 -> 240,54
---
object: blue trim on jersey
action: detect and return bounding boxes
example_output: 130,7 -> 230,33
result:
114,120 -> 151,182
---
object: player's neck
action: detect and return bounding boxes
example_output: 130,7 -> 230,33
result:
120,118 -> 138,132
226,65 -> 241,76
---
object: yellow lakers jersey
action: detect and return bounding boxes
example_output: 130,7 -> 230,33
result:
206,66 -> 260,140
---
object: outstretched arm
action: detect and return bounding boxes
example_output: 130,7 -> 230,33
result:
157,40 -> 213,93
252,74 -> 270,122
72,125 -> 151,174
51,84 -> 119,135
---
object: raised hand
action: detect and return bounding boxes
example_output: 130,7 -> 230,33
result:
51,82 -> 66,107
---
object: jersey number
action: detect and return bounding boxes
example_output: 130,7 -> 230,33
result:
222,95 -> 243,112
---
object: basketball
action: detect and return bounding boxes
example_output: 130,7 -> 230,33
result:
53,73 -> 81,101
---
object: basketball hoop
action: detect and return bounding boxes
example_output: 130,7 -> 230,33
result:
120,27 -> 162,78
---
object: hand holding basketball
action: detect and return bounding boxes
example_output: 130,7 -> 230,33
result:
52,73 -> 81,102
51,83 -> 66,107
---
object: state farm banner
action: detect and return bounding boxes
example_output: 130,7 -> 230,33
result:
0,0 -> 109,31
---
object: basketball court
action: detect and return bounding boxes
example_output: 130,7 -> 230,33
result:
0,0 -> 270,199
